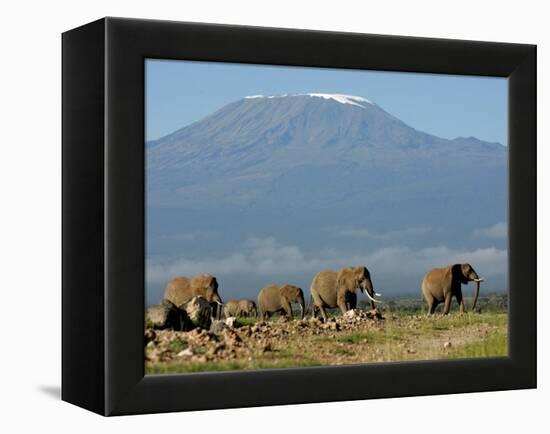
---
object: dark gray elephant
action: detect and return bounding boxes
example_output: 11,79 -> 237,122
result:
421,263 -> 483,315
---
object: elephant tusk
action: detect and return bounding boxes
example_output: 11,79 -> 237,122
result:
365,291 -> 384,304
214,300 -> 223,306
473,278 -> 484,282
374,292 -> 383,297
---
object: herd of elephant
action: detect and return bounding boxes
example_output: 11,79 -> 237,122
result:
162,263 -> 484,322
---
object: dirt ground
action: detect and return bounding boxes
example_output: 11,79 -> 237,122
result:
144,309 -> 507,374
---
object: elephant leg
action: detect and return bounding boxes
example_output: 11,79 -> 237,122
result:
282,298 -> 293,319
318,305 -> 329,322
443,292 -> 452,315
337,293 -> 348,315
456,291 -> 465,314
425,294 -> 436,315
348,292 -> 357,310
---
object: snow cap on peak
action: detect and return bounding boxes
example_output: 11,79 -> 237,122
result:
304,93 -> 373,107
243,93 -> 373,108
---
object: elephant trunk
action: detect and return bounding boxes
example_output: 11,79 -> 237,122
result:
212,294 -> 223,320
471,279 -> 481,312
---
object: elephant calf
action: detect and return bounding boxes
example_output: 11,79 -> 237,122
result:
223,299 -> 258,318
257,284 -> 305,320
421,263 -> 483,315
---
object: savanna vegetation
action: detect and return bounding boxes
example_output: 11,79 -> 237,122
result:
145,293 -> 507,375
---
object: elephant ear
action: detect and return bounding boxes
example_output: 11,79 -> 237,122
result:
356,266 -> 368,281
336,268 -> 354,292
281,285 -> 299,300
451,264 -> 467,284
204,274 -> 218,290
279,284 -> 291,298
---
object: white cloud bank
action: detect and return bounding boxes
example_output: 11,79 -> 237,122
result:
472,222 -> 507,239
335,226 -> 430,240
146,236 -> 507,286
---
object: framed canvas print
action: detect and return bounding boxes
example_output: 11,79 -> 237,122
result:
62,17 -> 536,416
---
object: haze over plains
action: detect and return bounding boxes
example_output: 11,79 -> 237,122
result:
145,61 -> 507,307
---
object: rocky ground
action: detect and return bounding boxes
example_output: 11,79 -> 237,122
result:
145,309 -> 507,374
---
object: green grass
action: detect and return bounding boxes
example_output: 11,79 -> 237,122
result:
415,312 -> 507,331
145,356 -> 322,374
445,331 -> 508,359
166,338 -> 187,353
234,317 -> 258,327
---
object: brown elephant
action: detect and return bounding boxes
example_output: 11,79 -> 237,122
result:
421,263 -> 483,315
223,300 -> 241,318
238,299 -> 258,317
164,274 -> 223,319
223,299 -> 258,318
310,266 -> 381,322
257,284 -> 305,320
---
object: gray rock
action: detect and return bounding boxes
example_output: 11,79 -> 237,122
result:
181,296 -> 212,329
210,320 -> 228,334
177,348 -> 194,357
225,316 -> 237,328
145,300 -> 191,331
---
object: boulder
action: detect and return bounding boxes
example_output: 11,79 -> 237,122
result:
145,299 -> 192,331
366,308 -> 384,320
210,320 -> 228,334
181,296 -> 212,329
344,309 -> 360,319
144,328 -> 156,344
225,316 -> 237,328
177,348 -> 194,358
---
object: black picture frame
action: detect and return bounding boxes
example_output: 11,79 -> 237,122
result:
62,17 -> 536,416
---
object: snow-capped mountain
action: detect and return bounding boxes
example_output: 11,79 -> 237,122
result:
146,93 -> 507,277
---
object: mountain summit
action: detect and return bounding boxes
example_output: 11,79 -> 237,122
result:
244,93 -> 374,108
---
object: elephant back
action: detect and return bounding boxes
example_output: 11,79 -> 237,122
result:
258,284 -> 281,312
310,270 -> 338,307
165,274 -> 219,308
311,270 -> 337,292
164,276 -> 192,307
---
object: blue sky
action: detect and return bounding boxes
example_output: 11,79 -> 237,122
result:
145,59 -> 507,145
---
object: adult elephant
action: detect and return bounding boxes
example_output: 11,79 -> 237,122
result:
164,274 -> 223,319
310,266 -> 381,322
421,263 -> 483,315
257,284 -> 305,320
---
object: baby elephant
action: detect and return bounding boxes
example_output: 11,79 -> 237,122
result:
223,299 -> 258,318
257,284 -> 305,320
